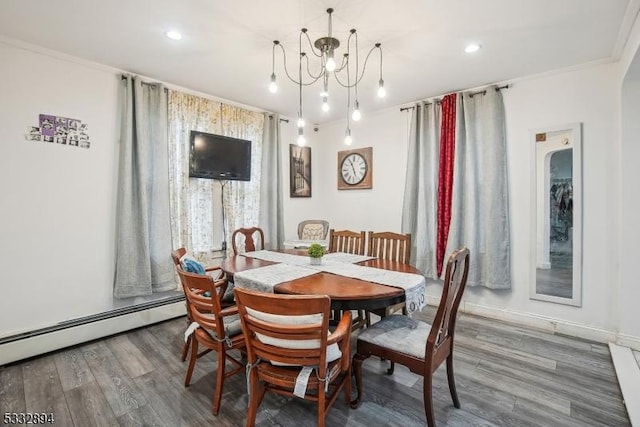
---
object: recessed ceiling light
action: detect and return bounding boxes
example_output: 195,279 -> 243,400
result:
464,43 -> 481,53
166,30 -> 183,41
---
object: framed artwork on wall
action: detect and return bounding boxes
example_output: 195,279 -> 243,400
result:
337,147 -> 373,190
290,144 -> 311,197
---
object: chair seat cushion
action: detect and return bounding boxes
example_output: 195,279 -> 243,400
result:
357,315 -> 431,359
246,308 -> 342,364
223,314 -> 243,337
256,358 -> 342,389
199,313 -> 243,338
221,282 -> 235,303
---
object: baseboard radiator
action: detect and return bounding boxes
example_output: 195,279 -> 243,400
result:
0,297 -> 186,366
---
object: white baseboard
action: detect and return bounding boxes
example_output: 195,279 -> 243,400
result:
609,343 -> 640,426
425,296 -> 640,351
0,302 -> 186,366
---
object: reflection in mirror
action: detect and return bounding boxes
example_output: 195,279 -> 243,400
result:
530,123 -> 582,306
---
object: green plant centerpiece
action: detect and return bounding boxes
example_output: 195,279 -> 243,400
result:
307,243 -> 325,265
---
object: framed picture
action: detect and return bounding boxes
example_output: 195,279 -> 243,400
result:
337,147 -> 373,190
290,144 -> 311,197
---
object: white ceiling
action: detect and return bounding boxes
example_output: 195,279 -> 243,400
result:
0,0 -> 632,124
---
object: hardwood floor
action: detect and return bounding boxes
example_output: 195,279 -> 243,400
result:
0,307 -> 630,426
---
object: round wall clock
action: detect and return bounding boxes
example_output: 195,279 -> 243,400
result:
337,147 -> 373,190
340,152 -> 367,185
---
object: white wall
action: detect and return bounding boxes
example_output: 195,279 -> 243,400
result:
618,11 -> 640,342
0,41 -> 120,336
292,63 -> 626,338
498,64 -> 619,331
281,107 -> 408,240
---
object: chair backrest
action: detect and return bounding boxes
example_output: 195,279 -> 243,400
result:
367,231 -> 412,264
328,229 -> 366,255
297,220 -> 330,240
231,227 -> 265,255
427,247 -> 469,363
171,247 -> 187,267
177,268 -> 229,340
234,288 -> 333,370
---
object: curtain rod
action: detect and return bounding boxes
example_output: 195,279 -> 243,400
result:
399,84 -> 510,112
120,75 -> 168,93
121,75 -> 287,120
268,115 -> 289,123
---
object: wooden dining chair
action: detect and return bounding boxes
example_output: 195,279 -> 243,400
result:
328,229 -> 367,329
232,227 -> 265,255
234,287 -> 353,427
298,220 -> 330,240
177,268 -> 246,416
328,229 -> 366,255
351,247 -> 470,427
365,231 -> 412,323
367,231 -> 412,264
172,248 -> 233,362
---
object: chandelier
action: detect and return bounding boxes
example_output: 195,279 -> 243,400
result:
268,8 -> 385,146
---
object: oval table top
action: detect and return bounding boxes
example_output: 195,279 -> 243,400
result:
220,252 -> 422,311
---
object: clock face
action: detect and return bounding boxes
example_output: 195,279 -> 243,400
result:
340,153 -> 368,185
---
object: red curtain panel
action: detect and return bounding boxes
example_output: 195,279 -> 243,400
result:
436,93 -> 456,277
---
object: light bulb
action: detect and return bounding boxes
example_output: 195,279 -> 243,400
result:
297,116 -> 305,128
464,43 -> 481,53
325,55 -> 336,72
352,101 -> 361,121
377,79 -> 386,98
269,73 -> 278,93
297,128 -> 306,146
322,96 -> 330,112
344,128 -> 353,146
166,30 -> 182,40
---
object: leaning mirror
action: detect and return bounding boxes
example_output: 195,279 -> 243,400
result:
530,123 -> 582,306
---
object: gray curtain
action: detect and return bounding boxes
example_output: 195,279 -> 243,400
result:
114,75 -> 175,298
259,113 -> 285,249
445,86 -> 511,288
401,102 -> 440,279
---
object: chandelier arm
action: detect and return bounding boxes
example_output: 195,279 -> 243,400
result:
303,54 -> 324,80
355,45 -> 378,85
333,48 -> 349,74
302,30 -> 323,58
276,43 -> 303,85
332,43 -> 377,88
276,44 -> 324,86
299,34 -> 304,118
346,41 -> 351,120
354,45 -> 379,86
354,32 -> 359,100
333,29 -> 354,74
303,75 -> 324,86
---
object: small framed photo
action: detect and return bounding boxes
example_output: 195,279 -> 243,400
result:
289,144 -> 311,197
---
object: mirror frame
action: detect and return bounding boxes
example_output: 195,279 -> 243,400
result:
529,122 -> 582,306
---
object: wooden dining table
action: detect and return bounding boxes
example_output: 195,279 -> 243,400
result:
220,250 -> 422,312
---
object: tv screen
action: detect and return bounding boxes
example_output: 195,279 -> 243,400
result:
188,131 -> 252,181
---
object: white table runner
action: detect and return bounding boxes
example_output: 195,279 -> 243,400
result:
236,250 -> 426,313
242,250 -> 376,266
234,263 -> 318,292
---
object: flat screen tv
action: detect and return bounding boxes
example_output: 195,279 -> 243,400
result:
188,131 -> 252,181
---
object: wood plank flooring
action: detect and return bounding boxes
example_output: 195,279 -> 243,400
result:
0,307 -> 630,426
